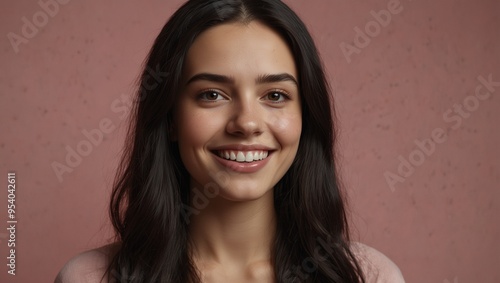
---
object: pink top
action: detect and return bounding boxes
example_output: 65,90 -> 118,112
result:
55,243 -> 405,282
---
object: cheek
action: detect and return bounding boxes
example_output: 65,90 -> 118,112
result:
269,113 -> 302,146
176,109 -> 223,146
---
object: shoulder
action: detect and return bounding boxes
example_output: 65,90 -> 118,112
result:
54,243 -> 120,283
350,242 -> 405,283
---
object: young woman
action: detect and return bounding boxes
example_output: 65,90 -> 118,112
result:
56,0 -> 405,282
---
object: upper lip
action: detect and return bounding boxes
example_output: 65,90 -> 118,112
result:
210,144 -> 275,151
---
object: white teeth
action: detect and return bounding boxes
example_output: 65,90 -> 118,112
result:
217,150 -> 270,163
236,152 -> 245,162
245,152 -> 253,162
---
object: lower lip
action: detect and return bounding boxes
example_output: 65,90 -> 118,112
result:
213,152 -> 272,173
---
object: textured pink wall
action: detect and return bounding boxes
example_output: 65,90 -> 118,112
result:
1,0 -> 498,282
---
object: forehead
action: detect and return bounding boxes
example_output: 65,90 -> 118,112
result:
183,21 -> 297,80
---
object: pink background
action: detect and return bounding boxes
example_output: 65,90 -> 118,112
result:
1,0 -> 499,282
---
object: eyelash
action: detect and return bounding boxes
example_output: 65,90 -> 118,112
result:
197,89 -> 291,103
266,89 -> 291,103
197,89 -> 225,102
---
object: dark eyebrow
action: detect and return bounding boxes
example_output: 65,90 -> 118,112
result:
185,73 -> 234,85
185,72 -> 298,87
256,73 -> 298,87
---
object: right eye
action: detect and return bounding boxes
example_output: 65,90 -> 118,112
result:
198,90 -> 225,102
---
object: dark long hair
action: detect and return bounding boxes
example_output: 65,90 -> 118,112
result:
107,0 -> 365,282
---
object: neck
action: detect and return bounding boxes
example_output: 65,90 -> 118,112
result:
188,189 -> 276,266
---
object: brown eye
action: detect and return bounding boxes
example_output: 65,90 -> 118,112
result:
266,91 -> 288,102
199,90 -> 224,101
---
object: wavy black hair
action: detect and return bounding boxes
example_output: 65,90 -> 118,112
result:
107,0 -> 365,282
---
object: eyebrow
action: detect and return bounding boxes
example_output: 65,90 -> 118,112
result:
185,72 -> 298,87
256,73 -> 298,86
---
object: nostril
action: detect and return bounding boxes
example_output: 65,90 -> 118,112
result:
225,113 -> 263,137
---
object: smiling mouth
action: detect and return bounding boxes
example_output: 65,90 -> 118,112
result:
214,150 -> 270,163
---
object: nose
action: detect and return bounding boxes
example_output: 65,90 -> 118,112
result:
225,97 -> 263,137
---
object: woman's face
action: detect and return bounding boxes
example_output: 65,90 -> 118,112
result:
174,21 -> 302,202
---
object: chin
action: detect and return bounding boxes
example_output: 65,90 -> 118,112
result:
217,183 -> 274,202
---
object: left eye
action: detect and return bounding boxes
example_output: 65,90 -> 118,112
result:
266,91 -> 288,102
